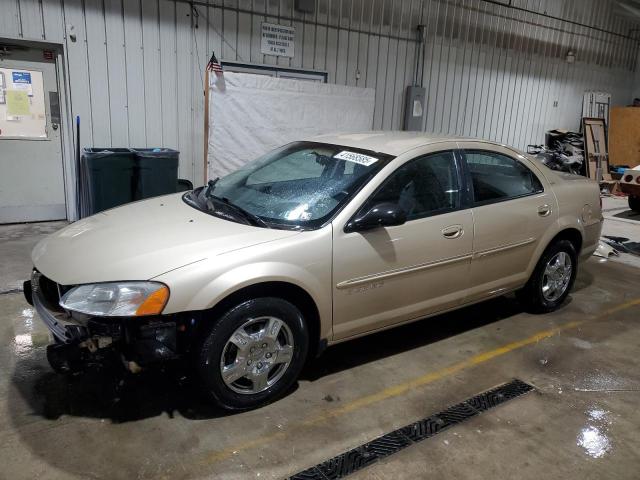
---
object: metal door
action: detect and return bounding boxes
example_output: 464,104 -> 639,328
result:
0,46 -> 65,223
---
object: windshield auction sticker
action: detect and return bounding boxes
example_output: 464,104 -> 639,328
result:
334,151 -> 378,166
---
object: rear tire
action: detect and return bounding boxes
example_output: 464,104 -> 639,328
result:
516,239 -> 577,313
629,195 -> 640,212
196,297 -> 308,410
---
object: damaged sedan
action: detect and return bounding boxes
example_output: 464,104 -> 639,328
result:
25,132 -> 603,410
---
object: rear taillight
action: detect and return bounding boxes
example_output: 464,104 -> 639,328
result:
636,176 -> 640,184
624,174 -> 634,182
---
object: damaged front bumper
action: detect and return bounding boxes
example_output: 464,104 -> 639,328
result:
25,272 -> 194,372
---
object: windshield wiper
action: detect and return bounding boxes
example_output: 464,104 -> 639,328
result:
207,193 -> 271,228
205,178 -> 219,196
204,177 -> 270,228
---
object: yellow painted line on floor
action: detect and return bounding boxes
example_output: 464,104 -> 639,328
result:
201,297 -> 640,466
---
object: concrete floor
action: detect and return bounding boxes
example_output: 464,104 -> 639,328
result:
1,206 -> 640,480
0,221 -> 67,293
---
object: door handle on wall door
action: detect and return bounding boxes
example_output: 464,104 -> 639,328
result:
537,204 -> 551,217
442,225 -> 463,239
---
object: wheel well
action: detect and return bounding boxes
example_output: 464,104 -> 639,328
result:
550,228 -> 582,254
205,282 -> 322,357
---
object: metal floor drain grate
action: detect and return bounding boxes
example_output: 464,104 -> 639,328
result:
289,379 -> 534,480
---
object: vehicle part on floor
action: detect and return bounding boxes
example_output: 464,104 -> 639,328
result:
602,236 -> 640,256
593,241 -> 619,258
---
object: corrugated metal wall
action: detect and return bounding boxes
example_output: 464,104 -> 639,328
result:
1,0 -> 638,185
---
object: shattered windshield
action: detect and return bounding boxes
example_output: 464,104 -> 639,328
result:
185,141 -> 393,229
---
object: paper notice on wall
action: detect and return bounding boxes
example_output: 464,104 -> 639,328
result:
261,23 -> 295,57
0,72 -> 5,104
6,90 -> 30,116
412,99 -> 423,117
12,71 -> 33,96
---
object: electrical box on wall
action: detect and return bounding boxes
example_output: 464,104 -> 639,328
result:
295,0 -> 315,14
403,86 -> 426,131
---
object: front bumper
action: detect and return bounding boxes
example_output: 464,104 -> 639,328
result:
33,283 -> 81,342
25,274 -> 189,367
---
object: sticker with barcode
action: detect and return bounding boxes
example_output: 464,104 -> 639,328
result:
334,150 -> 378,166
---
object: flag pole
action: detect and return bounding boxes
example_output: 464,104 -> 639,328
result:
203,68 -> 209,184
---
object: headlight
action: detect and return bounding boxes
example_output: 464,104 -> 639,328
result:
60,282 -> 169,317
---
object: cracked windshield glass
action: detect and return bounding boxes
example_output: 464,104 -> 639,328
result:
191,142 -> 391,229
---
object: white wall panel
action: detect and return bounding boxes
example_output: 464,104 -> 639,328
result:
158,0 -> 179,149
141,0 -> 164,147
19,0 -> 44,39
41,0 -> 65,42
175,1 -> 193,180
63,0 -> 94,145
1,0 -> 21,38
104,0 -> 129,145
123,0 -> 147,146
192,0 -> 207,183
84,0 -> 111,146
1,0 -> 638,186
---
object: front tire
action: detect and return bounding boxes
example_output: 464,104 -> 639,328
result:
196,297 -> 309,410
516,239 -> 577,313
629,195 -> 640,212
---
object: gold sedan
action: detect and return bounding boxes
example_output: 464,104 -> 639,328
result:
28,132 -> 602,409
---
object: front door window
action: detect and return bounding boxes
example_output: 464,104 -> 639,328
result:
359,151 -> 460,220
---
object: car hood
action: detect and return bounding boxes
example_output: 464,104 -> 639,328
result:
32,193 -> 300,285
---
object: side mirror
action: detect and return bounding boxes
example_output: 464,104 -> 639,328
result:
345,202 -> 407,233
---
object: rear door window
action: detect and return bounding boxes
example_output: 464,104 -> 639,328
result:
464,151 -> 543,204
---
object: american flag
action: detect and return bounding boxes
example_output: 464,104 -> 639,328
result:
206,52 -> 224,78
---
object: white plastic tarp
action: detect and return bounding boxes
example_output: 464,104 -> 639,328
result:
208,72 -> 375,178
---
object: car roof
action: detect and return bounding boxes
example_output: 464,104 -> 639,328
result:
308,131 -> 504,156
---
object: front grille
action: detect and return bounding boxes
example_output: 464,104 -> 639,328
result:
40,275 -> 60,307
32,270 -> 70,312
31,270 -> 85,343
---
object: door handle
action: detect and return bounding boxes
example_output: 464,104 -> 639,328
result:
537,204 -> 551,217
442,225 -> 464,239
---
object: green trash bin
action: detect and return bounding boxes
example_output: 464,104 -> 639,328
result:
80,148 -> 137,216
131,148 -> 180,201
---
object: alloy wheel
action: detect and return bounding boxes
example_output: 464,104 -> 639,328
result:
219,316 -> 294,394
541,251 -> 572,302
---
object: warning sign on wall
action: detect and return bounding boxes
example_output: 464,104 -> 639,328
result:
260,23 -> 295,58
